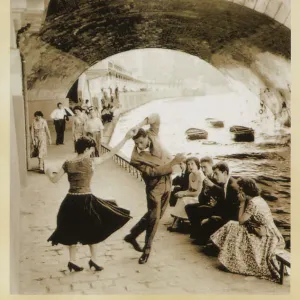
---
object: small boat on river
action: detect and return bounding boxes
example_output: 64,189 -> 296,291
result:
206,118 -> 224,128
230,125 -> 255,142
185,128 -> 208,140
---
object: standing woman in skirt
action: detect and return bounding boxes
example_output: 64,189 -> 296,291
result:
46,131 -> 134,272
30,111 -> 52,173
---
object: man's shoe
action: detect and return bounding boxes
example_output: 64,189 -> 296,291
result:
124,234 -> 143,252
203,243 -> 219,256
138,252 -> 150,264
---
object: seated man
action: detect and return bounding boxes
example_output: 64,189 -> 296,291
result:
169,159 -> 190,207
185,157 -> 224,241
196,161 -> 240,247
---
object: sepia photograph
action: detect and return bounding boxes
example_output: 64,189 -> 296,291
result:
10,0 -> 291,295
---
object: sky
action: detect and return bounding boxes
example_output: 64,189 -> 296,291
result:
93,48 -> 228,86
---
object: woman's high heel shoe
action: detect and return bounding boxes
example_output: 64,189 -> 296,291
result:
68,262 -> 84,272
138,252 -> 150,264
88,259 -> 104,271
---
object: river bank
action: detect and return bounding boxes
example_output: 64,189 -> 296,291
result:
109,95 -> 291,248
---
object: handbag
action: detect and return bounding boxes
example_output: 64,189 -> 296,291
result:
30,144 -> 39,158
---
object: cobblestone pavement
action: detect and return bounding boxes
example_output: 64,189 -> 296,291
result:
19,130 -> 290,294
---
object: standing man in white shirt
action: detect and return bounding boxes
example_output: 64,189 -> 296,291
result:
50,102 -> 74,145
50,102 -> 67,145
84,107 -> 104,157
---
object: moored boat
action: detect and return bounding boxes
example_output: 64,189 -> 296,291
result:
185,128 -> 208,140
230,125 -> 255,142
207,118 -> 224,128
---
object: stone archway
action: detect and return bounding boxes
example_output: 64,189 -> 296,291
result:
16,0 -> 291,170
19,0 -> 290,102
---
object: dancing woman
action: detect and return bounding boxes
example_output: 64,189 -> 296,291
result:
46,130 -> 134,272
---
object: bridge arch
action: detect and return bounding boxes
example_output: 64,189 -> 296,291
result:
18,0 -> 290,105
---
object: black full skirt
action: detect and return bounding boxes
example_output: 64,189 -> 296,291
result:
47,194 -> 132,246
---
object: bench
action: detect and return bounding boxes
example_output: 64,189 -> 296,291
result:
276,250 -> 291,284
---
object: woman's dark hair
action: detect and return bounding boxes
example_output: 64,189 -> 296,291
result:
34,111 -> 43,117
236,177 -> 260,197
212,161 -> 229,174
75,137 -> 96,154
133,128 -> 148,140
186,157 -> 201,169
57,102 -> 62,107
73,106 -> 82,112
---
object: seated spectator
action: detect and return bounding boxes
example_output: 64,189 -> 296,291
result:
210,177 -> 286,283
168,157 -> 204,232
185,157 -> 224,241
196,161 -> 239,245
169,159 -> 190,207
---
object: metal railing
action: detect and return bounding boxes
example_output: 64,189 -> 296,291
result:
100,144 -> 143,182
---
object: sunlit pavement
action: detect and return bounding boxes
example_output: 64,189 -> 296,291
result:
19,128 -> 290,294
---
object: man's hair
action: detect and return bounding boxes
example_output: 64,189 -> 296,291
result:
200,156 -> 213,165
212,161 -> 229,174
236,177 -> 260,197
57,102 -> 62,107
132,128 -> 148,140
75,136 -> 96,154
186,157 -> 201,169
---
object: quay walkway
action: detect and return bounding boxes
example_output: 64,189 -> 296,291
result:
19,128 -> 290,294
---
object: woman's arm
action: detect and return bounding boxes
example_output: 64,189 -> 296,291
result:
93,130 -> 134,166
45,167 -> 65,183
30,123 -> 35,144
238,197 -> 251,224
176,172 -> 203,198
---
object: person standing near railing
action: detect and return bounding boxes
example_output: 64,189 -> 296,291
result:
84,107 -> 104,157
123,113 -> 185,264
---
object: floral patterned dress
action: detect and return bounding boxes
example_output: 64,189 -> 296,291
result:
32,119 -> 48,159
210,196 -> 286,282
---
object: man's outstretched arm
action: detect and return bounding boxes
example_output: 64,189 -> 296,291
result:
132,153 -> 185,178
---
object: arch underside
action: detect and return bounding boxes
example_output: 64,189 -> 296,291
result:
19,0 -> 290,113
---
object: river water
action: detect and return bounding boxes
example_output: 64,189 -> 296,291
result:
109,93 -> 291,244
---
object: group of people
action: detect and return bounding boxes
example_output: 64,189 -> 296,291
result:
30,101 -> 109,173
37,110 -> 287,284
168,153 -> 287,282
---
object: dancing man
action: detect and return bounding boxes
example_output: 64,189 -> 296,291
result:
124,113 -> 184,264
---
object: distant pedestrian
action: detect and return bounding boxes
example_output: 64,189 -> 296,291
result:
30,111 -> 52,173
50,102 -> 69,145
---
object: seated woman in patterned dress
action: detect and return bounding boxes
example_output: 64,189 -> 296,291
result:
46,130 -> 135,272
168,157 -> 204,231
210,177 -> 286,283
